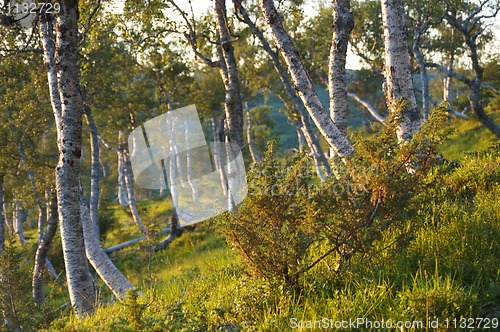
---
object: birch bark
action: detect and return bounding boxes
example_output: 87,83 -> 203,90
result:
52,0 -> 95,316
33,192 -> 58,305
79,187 -> 134,300
329,0 -> 354,140
83,106 -> 100,240
259,0 -> 354,157
381,0 -> 421,141
215,0 -> 245,149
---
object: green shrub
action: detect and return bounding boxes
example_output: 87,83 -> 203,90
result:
0,241 -> 52,331
215,106 -> 449,289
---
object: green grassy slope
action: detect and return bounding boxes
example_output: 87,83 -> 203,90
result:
43,117 -> 499,331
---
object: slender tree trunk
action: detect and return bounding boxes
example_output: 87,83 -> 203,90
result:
3,201 -> 12,234
215,0 -> 245,149
443,56 -> 454,104
300,114 -> 332,177
381,0 -> 421,141
412,15 -> 430,120
0,174 -> 4,253
13,201 -> 26,245
84,106 -> 100,240
211,116 -> 228,196
79,187 -> 134,300
39,9 -> 62,138
117,147 -> 128,206
122,151 -> 148,236
235,0 -> 334,171
245,107 -> 261,163
184,118 -> 199,201
259,0 -> 354,157
52,0 -> 96,316
153,209 -> 182,252
329,0 -> 354,147
33,192 -> 58,305
296,123 -> 306,151
7,112 -> 47,243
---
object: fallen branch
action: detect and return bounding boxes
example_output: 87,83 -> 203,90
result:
104,227 -> 170,253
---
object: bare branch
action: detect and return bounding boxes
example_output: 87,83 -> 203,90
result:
425,62 -> 472,86
79,0 -> 102,46
347,92 -> 386,123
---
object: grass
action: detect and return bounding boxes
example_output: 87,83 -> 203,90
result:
39,142 -> 500,331
5,107 -> 499,331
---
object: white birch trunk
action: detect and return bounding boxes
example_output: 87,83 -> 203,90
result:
3,201 -> 12,234
381,0 -> 421,141
84,107 -> 101,240
13,201 -> 26,245
122,151 -> 148,236
296,124 -> 306,151
79,187 -> 134,300
117,149 -> 128,206
235,1 -> 333,175
184,119 -> 199,201
259,0 -> 354,157
329,0 -> 354,153
215,0 -> 245,149
33,192 -> 58,305
52,0 -> 96,316
211,117 -> 228,196
412,14 -> 430,120
39,8 -> 62,138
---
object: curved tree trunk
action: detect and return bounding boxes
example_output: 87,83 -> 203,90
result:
53,0 -> 96,316
381,0 -> 421,141
79,187 -> 134,300
33,192 -> 58,305
83,106 -> 101,240
234,1 -> 332,174
329,0 -> 354,141
122,151 -> 148,236
258,0 -> 354,157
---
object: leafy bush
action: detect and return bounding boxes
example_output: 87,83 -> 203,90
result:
215,105 -> 449,288
0,241 -> 52,331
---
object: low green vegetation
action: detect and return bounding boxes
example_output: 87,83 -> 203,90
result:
7,113 -> 491,331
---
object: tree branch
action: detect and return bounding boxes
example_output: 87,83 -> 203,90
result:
425,62 -> 472,86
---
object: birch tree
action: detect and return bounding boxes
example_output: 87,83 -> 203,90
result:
41,2 -> 95,316
233,0 -> 332,176
329,0 -> 354,140
258,0 -> 354,157
381,0 -> 422,141
426,0 -> 500,137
